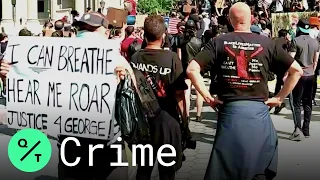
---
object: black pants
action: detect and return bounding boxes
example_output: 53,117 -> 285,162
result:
130,142 -> 175,180
292,76 -> 313,133
130,110 -> 182,180
274,75 -> 284,95
57,135 -> 119,180
312,72 -> 318,100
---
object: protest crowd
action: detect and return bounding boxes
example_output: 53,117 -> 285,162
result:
0,0 -> 320,179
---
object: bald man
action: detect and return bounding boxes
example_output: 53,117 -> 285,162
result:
187,2 -> 303,180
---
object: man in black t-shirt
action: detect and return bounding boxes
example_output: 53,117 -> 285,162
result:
130,15 -> 186,180
289,18 -> 320,140
181,20 -> 204,122
271,29 -> 291,114
186,3 -> 303,180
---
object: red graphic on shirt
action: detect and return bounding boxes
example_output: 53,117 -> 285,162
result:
145,74 -> 167,98
225,46 -> 263,78
156,80 -> 167,97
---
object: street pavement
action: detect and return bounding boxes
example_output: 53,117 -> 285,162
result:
1,79 -> 320,180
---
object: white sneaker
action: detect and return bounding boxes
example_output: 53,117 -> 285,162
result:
289,128 -> 305,141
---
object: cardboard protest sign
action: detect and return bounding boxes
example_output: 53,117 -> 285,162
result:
107,7 -> 128,27
4,36 -> 120,140
183,4 -> 192,13
271,12 -> 317,37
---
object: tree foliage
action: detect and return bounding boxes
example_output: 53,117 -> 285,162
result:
137,0 -> 178,14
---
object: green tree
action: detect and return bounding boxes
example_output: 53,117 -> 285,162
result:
138,0 -> 178,14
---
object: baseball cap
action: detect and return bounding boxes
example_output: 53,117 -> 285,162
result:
72,12 -> 109,29
250,25 -> 262,34
309,17 -> 320,27
297,19 -> 310,34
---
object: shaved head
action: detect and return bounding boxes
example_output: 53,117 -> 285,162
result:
229,2 -> 251,31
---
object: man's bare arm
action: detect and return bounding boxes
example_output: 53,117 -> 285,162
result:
186,60 -> 212,103
313,52 -> 319,73
177,48 -> 182,60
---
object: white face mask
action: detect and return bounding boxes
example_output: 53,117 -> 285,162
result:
309,29 -> 319,39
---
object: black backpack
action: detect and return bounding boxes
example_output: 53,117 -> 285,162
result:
128,38 -> 142,61
115,71 -> 150,144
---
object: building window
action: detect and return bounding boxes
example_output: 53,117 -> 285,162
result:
38,0 -> 45,12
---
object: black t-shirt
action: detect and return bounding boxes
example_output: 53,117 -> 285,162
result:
194,32 -> 294,101
181,36 -> 203,70
130,49 -> 187,120
273,37 -> 290,52
270,38 -> 290,78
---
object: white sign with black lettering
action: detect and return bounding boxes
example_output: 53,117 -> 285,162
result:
5,36 -> 120,140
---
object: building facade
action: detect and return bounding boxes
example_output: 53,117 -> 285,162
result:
0,0 -> 124,35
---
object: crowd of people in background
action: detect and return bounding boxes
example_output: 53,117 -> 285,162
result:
0,0 -> 319,180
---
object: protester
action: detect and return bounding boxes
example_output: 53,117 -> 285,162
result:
309,16 -> 320,106
186,2 -> 302,180
271,29 -> 292,114
129,15 -> 184,180
0,33 -> 8,54
47,12 -> 129,180
121,26 -> 143,61
0,1 -> 320,179
112,29 -> 122,39
201,12 -> 211,36
260,20 -> 271,37
18,29 -> 32,37
289,18 -> 320,140
188,8 -> 201,30
125,0 -> 137,15
52,20 -> 65,37
71,10 -> 80,22
181,20 -> 203,122
168,12 -> 181,53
